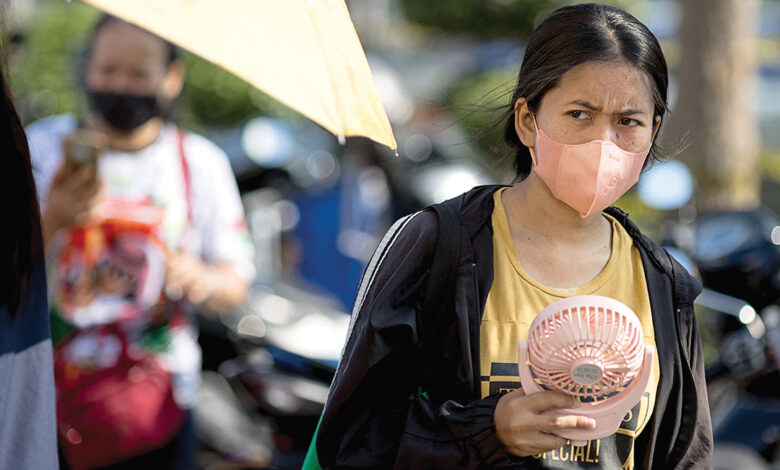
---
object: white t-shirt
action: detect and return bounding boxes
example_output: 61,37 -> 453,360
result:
27,114 -> 256,407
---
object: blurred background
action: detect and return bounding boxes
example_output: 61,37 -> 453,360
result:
2,0 -> 779,469
4,0 -> 779,240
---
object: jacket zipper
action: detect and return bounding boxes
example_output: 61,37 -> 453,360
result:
471,263 -> 481,395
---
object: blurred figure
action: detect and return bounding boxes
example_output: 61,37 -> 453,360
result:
25,15 -> 255,469
0,56 -> 58,469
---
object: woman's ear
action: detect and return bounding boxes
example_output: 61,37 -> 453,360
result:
161,60 -> 185,100
651,115 -> 662,141
513,98 -> 536,149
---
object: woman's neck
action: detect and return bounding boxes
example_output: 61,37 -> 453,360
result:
503,171 -> 609,247
85,114 -> 164,152
502,171 -> 614,288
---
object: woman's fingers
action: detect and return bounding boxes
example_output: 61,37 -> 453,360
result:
504,430 -> 568,457
65,164 -> 98,193
526,390 -> 579,412
51,164 -> 67,185
495,389 -> 597,457
531,432 -> 569,453
166,253 -> 215,305
544,413 -> 596,431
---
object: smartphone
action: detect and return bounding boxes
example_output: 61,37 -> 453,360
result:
62,129 -> 108,180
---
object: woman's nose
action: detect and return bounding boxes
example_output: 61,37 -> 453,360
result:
106,75 -> 135,94
593,120 -> 619,143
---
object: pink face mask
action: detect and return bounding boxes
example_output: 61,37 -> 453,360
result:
528,116 -> 650,218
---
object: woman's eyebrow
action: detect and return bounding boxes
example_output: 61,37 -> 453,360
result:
565,100 -> 647,116
617,108 -> 648,117
566,99 -> 601,110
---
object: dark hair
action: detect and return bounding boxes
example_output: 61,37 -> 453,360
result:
0,66 -> 43,318
503,3 -> 668,178
87,14 -> 178,68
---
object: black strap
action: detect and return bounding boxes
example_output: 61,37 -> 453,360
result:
417,201 -> 461,397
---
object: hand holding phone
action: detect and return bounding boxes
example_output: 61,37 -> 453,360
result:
42,130 -> 108,244
62,129 -> 108,181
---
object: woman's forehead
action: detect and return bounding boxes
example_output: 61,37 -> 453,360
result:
545,60 -> 654,111
90,21 -> 168,66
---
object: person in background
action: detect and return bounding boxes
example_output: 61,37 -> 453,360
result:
0,59 -> 58,468
26,14 -> 255,469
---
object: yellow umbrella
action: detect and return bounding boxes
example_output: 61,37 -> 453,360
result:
78,0 -> 397,150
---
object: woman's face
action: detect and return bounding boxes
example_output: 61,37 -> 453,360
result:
516,60 -> 660,154
85,21 -> 180,99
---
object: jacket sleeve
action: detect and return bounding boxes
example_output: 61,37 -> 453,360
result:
674,261 -> 714,469
315,210 -> 511,470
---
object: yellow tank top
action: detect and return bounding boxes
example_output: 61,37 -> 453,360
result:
481,188 -> 660,469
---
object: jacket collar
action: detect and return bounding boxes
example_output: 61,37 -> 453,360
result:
455,185 -> 701,304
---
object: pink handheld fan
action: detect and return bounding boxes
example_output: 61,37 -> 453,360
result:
517,295 -> 654,446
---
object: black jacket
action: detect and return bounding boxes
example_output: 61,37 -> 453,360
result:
316,185 -> 713,469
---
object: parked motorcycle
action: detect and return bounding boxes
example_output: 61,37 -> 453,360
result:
693,207 -> 780,468
638,161 -> 780,468
193,184 -> 349,469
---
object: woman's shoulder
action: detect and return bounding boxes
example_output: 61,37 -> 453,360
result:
387,184 -> 503,258
381,209 -> 439,259
25,114 -> 77,164
169,125 -> 231,172
25,113 -> 78,139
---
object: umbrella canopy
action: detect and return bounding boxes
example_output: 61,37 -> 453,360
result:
79,0 -> 397,150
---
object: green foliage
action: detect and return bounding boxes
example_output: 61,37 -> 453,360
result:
9,0 -> 99,123
398,0 -> 558,40
398,0 -> 638,40
445,66 -> 516,166
10,0 -> 302,129
179,51 -> 302,130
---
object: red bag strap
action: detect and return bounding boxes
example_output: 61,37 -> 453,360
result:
176,128 -> 193,226
170,128 -> 194,326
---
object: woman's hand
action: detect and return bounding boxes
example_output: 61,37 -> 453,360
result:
42,164 -> 102,245
494,389 -> 596,457
165,252 -> 249,315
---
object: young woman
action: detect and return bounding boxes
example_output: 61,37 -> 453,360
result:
0,63 -> 58,468
313,4 -> 712,469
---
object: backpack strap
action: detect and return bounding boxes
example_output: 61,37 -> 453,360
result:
304,202 -> 462,468
417,199 -> 462,398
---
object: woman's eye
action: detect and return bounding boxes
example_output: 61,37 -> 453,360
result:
569,110 -> 590,120
618,117 -> 640,127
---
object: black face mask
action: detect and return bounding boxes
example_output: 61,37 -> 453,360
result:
87,90 -> 160,131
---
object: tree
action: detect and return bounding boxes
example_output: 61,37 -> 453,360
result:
398,0 -> 557,39
670,0 -> 761,211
